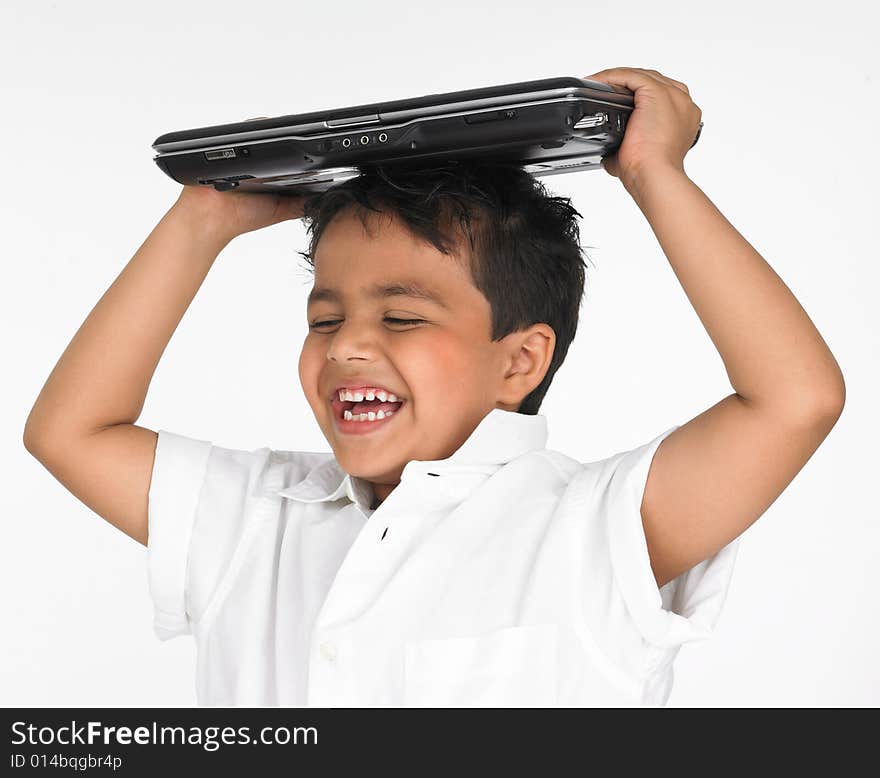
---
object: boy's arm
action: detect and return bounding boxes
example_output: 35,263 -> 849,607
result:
23,186 -> 306,546
586,68 -> 845,589
22,200 -> 230,546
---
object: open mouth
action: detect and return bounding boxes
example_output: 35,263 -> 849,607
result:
330,395 -> 406,425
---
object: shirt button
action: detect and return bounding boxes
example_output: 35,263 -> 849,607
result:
319,641 -> 337,662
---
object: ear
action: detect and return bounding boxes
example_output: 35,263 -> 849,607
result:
497,324 -> 556,407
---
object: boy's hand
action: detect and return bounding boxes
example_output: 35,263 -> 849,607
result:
583,67 -> 703,189
174,184 -> 309,245
172,116 -> 309,245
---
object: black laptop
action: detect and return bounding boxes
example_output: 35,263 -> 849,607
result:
151,76 -> 635,194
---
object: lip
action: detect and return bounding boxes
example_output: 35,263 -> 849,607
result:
330,397 -> 406,435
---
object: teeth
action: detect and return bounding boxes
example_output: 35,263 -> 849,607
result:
342,408 -> 396,422
337,387 -> 402,402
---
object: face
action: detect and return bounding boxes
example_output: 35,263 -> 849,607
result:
298,207 -> 547,504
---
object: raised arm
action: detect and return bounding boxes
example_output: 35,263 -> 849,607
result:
23,185 -> 306,545
585,68 -> 846,588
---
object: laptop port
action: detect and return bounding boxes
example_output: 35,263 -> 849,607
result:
204,148 -> 236,161
574,112 -> 608,130
378,132 -> 388,143
342,138 -> 352,148
360,135 -> 370,145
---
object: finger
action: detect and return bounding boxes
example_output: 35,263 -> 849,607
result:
583,67 -> 659,93
600,154 -> 619,178
587,67 -> 690,98
290,191 -> 313,209
643,69 -> 691,95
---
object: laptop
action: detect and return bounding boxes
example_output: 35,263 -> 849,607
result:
151,76 -> 635,194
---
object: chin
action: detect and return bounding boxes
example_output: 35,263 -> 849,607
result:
335,451 -> 401,481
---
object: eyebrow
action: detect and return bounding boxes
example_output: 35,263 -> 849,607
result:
307,281 -> 450,310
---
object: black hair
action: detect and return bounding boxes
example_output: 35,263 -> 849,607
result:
296,159 -> 590,415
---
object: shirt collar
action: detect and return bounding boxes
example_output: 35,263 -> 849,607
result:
274,408 -> 548,510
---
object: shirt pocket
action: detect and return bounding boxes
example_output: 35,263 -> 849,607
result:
403,624 -> 558,707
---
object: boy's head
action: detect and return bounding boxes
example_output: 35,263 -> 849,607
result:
296,160 -> 587,498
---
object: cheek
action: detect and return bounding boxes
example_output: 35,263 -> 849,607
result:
398,335 -> 487,401
298,340 -> 322,398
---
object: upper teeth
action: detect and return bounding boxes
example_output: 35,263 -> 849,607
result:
337,388 -> 399,402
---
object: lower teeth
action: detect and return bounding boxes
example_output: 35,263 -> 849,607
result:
344,409 -> 395,422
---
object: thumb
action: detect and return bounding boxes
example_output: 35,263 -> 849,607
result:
601,154 -> 620,178
282,192 -> 310,220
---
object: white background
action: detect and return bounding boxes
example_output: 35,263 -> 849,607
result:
3,0 -> 877,706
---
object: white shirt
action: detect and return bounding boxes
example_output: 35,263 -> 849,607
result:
147,408 -> 739,707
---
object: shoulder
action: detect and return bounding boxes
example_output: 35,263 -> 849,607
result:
148,430 -> 340,638
152,429 -> 335,502
560,426 -> 679,496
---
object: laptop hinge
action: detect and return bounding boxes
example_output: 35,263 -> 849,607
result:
325,113 -> 381,129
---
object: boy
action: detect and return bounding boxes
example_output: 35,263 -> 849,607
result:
24,68 -> 845,706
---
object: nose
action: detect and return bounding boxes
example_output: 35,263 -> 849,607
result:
326,321 -> 378,363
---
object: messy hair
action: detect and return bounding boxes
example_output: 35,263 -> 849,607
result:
296,160 -> 589,415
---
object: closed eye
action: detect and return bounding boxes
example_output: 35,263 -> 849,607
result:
309,317 -> 425,329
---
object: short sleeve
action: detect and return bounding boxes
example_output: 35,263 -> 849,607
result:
147,430 -> 213,640
601,425 -> 741,675
147,429 -> 274,641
